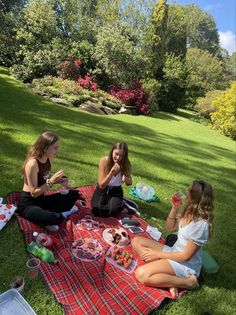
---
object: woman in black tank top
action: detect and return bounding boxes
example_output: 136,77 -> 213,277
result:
17,132 -> 80,228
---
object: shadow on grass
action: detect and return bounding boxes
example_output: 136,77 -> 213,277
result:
1,70 -> 236,297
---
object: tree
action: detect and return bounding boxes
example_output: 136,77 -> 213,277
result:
185,48 -> 228,105
159,53 -> 187,112
144,0 -> 168,79
11,0 -> 65,81
93,25 -> 145,88
184,4 -> 221,57
165,4 -> 187,58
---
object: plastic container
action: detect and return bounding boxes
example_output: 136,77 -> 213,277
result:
33,231 -> 53,249
0,289 -> 36,315
202,248 -> 219,274
27,241 -> 57,264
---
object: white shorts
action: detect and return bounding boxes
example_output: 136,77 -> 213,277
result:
163,245 -> 196,278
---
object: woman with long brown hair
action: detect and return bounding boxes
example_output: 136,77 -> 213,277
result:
131,180 -> 214,298
91,141 -> 132,217
16,131 -> 80,230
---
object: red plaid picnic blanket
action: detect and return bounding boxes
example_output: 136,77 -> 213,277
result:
8,186 -> 177,315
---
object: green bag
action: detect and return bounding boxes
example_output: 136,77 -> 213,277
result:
129,184 -> 159,202
202,248 -> 219,274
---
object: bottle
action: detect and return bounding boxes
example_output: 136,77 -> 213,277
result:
27,242 -> 57,264
33,232 -> 53,249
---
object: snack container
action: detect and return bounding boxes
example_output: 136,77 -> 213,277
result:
0,289 -> 36,315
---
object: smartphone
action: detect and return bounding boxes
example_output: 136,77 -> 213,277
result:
80,200 -> 86,207
129,227 -> 144,234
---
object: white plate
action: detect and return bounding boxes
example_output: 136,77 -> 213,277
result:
102,228 -> 130,248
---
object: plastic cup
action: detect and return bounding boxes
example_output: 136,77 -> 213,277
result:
26,258 -> 41,279
172,191 -> 185,206
10,276 -> 25,293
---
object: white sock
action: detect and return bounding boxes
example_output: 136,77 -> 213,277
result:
62,205 -> 79,218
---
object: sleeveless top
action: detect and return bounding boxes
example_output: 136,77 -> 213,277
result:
37,159 -> 51,186
108,172 -> 123,187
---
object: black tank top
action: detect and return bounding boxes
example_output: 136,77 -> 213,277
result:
37,159 -> 51,186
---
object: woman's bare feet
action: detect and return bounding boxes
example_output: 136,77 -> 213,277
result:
187,275 -> 199,289
169,287 -> 178,298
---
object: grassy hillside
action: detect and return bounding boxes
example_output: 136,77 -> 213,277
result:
0,67 -> 236,315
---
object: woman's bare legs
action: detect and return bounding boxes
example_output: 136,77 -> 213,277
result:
131,236 -> 164,256
135,259 -> 199,294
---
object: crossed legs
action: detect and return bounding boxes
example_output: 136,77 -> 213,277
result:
131,236 -> 198,297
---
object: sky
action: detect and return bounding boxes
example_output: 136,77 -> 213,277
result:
167,0 -> 236,55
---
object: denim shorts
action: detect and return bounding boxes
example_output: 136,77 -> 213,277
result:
163,245 -> 196,278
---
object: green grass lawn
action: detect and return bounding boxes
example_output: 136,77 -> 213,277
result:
0,66 -> 236,315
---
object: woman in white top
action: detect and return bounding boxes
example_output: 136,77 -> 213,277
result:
131,180 -> 214,298
91,141 -> 132,217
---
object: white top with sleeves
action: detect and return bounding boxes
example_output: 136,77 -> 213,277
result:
108,172 -> 123,187
166,219 -> 209,276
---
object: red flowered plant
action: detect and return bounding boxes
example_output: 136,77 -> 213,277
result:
109,81 -> 150,115
77,72 -> 98,91
58,58 -> 81,80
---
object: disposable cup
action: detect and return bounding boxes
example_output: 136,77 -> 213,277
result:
10,276 -> 25,293
172,191 -> 185,206
26,258 -> 41,279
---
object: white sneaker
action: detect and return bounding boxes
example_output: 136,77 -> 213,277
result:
46,225 -> 59,231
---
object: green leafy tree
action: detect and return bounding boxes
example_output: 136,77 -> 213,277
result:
0,0 -> 25,66
185,48 -> 228,106
144,0 -> 168,79
184,4 -> 221,57
93,25 -> 145,88
159,53 -> 187,112
223,51 -> 236,82
210,82 -> 236,139
11,0 -> 65,81
165,4 -> 187,58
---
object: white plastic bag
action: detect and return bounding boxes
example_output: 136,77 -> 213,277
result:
135,183 -> 155,201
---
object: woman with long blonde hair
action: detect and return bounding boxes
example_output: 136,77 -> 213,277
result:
16,132 -> 80,230
131,180 -> 214,298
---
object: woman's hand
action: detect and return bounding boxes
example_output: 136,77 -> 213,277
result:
111,163 -> 120,175
140,248 -> 160,262
50,170 -> 65,184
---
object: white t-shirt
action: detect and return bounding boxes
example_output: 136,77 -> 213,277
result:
166,219 -> 209,276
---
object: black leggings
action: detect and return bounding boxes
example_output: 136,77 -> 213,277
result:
16,190 -> 79,225
91,185 -> 123,217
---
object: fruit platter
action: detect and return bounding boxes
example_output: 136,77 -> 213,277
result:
71,237 -> 103,261
103,228 -> 130,248
105,246 -> 137,273
76,216 -> 106,231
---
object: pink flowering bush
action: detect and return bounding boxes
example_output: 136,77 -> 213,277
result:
77,72 -> 98,91
58,58 -> 81,80
109,81 -> 150,115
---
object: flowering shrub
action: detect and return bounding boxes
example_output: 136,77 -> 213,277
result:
58,58 -> 81,80
77,72 -> 98,91
109,81 -> 150,115
210,82 -> 236,140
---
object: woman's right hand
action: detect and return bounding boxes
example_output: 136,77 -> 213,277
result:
50,170 -> 65,184
111,163 -> 120,175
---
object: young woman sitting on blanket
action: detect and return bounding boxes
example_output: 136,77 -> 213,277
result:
16,131 -> 80,231
91,141 -> 132,217
131,180 -> 214,298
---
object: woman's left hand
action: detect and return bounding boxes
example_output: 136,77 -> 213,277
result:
140,248 -> 160,262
